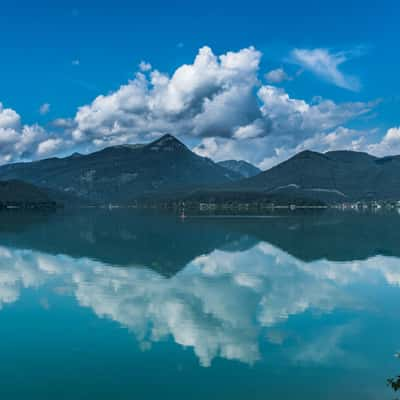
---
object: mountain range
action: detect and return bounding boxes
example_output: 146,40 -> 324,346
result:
0,135 -> 241,203
234,149 -> 400,202
0,134 -> 400,205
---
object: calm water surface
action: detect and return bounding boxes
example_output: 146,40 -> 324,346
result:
0,210 -> 399,399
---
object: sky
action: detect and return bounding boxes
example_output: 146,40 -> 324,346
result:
0,0 -> 399,168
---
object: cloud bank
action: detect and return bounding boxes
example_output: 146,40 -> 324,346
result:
0,46 -> 397,168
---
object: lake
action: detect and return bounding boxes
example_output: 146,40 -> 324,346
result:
0,210 -> 399,399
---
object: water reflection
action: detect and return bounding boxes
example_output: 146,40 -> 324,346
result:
388,354 -> 400,397
0,210 -> 399,370
2,210 -> 400,269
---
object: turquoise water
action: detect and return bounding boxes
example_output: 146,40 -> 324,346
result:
0,210 -> 399,399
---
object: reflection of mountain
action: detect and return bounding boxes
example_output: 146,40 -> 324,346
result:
1,211 -> 400,273
211,212 -> 400,262
0,211 -> 256,275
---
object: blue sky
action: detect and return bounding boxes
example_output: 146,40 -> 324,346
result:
0,0 -> 399,167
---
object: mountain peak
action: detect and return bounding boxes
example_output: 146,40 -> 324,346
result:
294,149 -> 322,157
156,133 -> 174,140
69,152 -> 83,158
288,150 -> 329,163
147,134 -> 187,152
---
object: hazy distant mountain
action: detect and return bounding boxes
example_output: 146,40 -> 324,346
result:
218,160 -> 261,178
234,150 -> 400,202
0,134 -> 241,203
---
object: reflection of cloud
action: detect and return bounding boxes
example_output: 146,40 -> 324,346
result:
73,266 -> 261,367
0,248 -> 49,308
191,245 -> 352,328
39,297 -> 50,310
293,323 -> 359,365
0,242 -> 399,367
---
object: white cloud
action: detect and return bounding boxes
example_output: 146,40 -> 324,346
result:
291,48 -> 361,91
39,103 -> 51,115
0,103 -> 21,129
71,46 -> 262,146
194,137 -> 241,161
265,67 -> 290,83
0,45 -> 392,168
233,119 -> 268,140
258,86 -> 372,137
366,127 -> 400,156
37,138 -> 63,156
67,45 -> 374,167
0,102 -> 67,164
194,85 -> 375,166
139,61 -> 152,72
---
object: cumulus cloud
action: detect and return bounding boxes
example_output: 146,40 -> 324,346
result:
194,85 -> 375,166
0,45 -> 392,167
0,103 -> 21,129
290,48 -> 361,91
37,138 -> 63,156
139,61 -> 152,72
265,67 -> 290,83
71,46 -> 262,147
0,102 -> 67,163
258,86 -> 372,137
366,127 -> 400,156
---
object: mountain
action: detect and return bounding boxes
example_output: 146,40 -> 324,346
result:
0,180 -> 56,208
233,149 -> 400,202
0,134 -> 241,203
2,135 -> 399,205
218,160 -> 261,178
